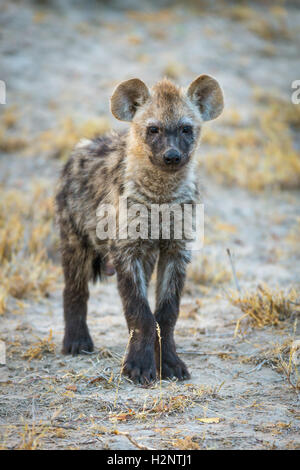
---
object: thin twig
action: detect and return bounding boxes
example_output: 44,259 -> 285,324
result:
244,359 -> 268,374
178,350 -> 237,356
0,423 -> 77,430
156,322 -> 162,402
226,248 -> 241,292
116,431 -> 154,450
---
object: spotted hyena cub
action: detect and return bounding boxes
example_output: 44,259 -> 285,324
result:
56,75 -> 224,384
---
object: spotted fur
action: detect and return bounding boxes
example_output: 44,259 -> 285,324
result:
56,76 -> 223,383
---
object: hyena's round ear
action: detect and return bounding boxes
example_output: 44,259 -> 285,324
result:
110,78 -> 150,122
187,75 -> 224,121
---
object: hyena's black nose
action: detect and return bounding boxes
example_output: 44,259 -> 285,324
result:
163,149 -> 181,166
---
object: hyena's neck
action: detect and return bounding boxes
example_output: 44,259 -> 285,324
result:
124,155 -> 197,205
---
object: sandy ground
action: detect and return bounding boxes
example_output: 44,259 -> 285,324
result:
0,0 -> 300,450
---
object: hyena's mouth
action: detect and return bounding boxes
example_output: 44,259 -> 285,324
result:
149,153 -> 190,173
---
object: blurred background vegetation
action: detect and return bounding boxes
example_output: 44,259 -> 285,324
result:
0,0 -> 299,313
1,1 -> 300,450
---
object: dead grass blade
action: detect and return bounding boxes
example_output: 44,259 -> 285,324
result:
229,284 -> 300,336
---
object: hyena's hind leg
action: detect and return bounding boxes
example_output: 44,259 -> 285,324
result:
155,246 -> 191,380
60,228 -> 94,355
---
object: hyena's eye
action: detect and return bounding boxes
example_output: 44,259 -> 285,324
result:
148,126 -> 160,134
181,125 -> 193,134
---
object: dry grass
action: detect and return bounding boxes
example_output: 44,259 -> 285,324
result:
0,183 -> 60,314
276,340 -> 300,392
163,60 -> 186,80
0,128 -> 28,153
0,109 -> 110,158
180,301 -> 202,320
243,323 -> 300,393
0,105 -> 29,152
0,421 -> 69,450
253,89 -> 300,130
1,105 -> 19,128
286,217 -> 300,249
270,320 -> 300,392
147,383 -> 221,418
172,435 -> 200,450
204,216 -> 237,247
185,2 -> 293,42
14,423 -> 47,450
110,383 -> 219,423
225,4 -> 291,42
0,379 -> 221,449
202,97 -> 300,190
188,253 -> 231,286
229,284 -> 300,335
22,330 -> 56,361
36,116 -> 110,160
127,8 -> 176,23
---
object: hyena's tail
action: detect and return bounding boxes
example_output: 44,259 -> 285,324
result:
92,254 -> 103,283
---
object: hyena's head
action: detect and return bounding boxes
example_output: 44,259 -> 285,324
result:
111,75 -> 223,173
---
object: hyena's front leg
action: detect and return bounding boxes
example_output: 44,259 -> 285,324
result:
155,248 -> 191,380
61,233 -> 94,356
115,254 -> 157,384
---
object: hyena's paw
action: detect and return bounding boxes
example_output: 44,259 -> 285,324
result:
62,325 -> 94,356
159,350 -> 190,381
124,346 -> 157,385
